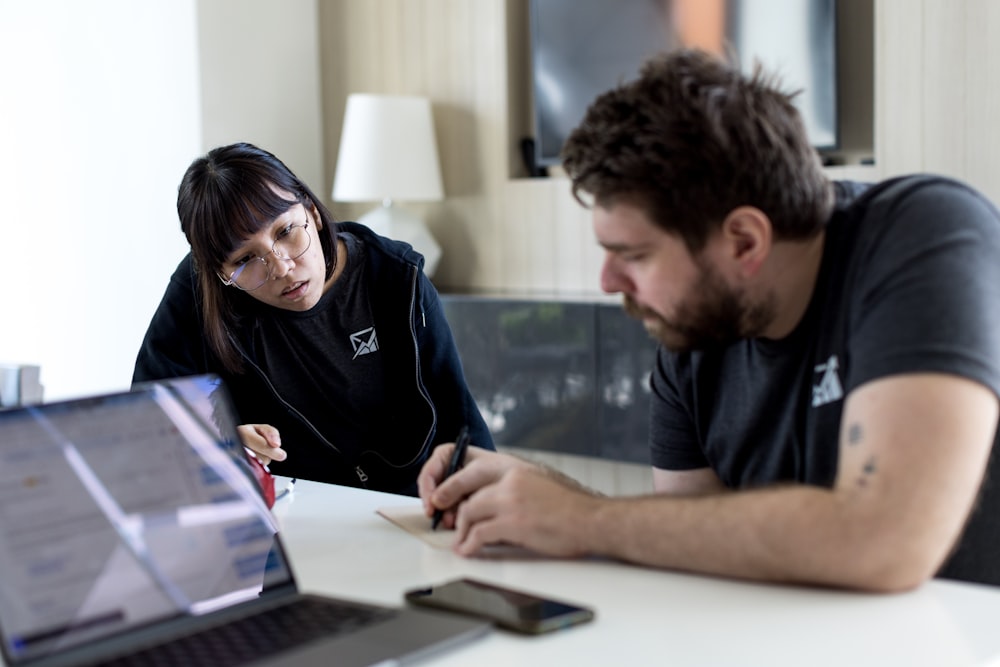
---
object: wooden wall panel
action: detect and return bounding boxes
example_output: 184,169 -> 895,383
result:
876,0 -> 925,177
922,1 -> 966,179
877,0 -> 1000,203
552,184 -> 601,294
960,0 -> 1000,202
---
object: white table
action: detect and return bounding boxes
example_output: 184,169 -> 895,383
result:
273,479 -> 1000,667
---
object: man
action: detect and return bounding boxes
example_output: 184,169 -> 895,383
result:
418,49 -> 1000,592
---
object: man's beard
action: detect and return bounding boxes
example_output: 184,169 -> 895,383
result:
623,264 -> 774,353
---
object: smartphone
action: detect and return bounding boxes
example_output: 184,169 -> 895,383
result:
404,577 -> 595,635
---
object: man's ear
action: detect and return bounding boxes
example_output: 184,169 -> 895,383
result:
720,206 -> 771,277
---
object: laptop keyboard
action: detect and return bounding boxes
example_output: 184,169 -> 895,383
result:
96,597 -> 399,667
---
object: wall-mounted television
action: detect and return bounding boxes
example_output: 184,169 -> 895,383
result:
528,0 -> 839,169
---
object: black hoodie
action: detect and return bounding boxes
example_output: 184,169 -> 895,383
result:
132,222 -> 493,496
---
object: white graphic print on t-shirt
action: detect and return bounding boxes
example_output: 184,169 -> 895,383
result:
812,355 -> 843,407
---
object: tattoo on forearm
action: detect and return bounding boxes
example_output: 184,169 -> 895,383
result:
844,422 -> 874,488
857,456 -> 878,488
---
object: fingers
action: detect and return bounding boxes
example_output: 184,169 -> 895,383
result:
452,484 -> 508,555
237,424 -> 286,467
418,444 -> 493,512
418,446 -> 535,534
418,443 -> 454,516
450,468 -> 596,558
433,455 -> 499,507
427,449 -> 513,516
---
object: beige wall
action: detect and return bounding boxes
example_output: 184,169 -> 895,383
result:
197,0 -> 325,192
318,0 -> 1000,296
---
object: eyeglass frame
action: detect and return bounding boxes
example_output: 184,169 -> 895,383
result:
217,219 -> 314,292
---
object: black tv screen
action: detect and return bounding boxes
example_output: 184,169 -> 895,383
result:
529,0 -> 838,168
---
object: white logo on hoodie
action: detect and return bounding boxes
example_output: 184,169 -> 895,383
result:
350,327 -> 379,359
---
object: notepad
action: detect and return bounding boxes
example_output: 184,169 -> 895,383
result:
377,505 -> 457,549
376,505 -> 551,560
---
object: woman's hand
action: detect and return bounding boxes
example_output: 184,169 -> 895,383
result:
236,423 -> 286,466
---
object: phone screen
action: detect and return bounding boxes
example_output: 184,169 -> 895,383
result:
404,578 -> 595,634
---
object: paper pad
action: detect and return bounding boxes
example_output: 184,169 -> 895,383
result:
377,505 -> 456,550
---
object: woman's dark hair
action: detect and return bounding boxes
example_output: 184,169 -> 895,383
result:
177,142 -> 339,373
562,48 -> 833,253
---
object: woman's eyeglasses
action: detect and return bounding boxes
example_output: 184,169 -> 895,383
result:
219,222 -> 312,291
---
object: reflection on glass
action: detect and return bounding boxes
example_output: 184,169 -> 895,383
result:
442,298 -> 657,463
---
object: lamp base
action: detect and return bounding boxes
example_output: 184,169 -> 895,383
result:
356,204 -> 442,277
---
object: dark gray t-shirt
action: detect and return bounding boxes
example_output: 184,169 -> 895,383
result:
649,175 -> 1000,583
254,232 -> 387,460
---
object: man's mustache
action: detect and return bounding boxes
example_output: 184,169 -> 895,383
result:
623,295 -> 658,320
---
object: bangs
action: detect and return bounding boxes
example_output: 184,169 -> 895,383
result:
197,177 -> 301,268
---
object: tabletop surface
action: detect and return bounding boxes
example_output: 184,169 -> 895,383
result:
272,478 -> 1000,667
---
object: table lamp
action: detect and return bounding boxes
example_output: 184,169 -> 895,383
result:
332,93 -> 445,276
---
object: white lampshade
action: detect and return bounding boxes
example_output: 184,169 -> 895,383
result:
333,94 -> 444,201
332,94 -> 445,275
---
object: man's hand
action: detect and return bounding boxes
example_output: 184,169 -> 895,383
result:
418,445 -> 529,529
452,466 -> 601,557
236,423 -> 286,466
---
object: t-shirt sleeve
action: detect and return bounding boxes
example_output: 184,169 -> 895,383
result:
845,180 -> 1000,398
648,347 -> 711,470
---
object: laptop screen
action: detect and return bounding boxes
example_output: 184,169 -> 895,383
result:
0,375 -> 295,662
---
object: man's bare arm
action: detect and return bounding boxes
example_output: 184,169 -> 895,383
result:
579,373 -> 997,591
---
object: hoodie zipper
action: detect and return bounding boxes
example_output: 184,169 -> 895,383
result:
340,264 -> 438,473
230,331 -> 343,457
406,265 -> 437,456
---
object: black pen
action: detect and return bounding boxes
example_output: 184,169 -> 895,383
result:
431,426 -> 471,531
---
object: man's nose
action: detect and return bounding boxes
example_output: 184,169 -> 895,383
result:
600,256 -> 628,294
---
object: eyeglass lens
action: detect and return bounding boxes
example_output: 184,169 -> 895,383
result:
230,223 -> 311,291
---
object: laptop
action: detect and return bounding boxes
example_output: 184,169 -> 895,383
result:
0,374 -> 490,666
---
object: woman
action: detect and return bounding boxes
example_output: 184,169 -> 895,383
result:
133,142 -> 493,495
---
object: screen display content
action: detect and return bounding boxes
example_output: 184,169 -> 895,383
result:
529,0 -> 838,167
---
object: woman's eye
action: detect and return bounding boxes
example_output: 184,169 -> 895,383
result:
233,254 -> 254,267
277,224 -> 295,239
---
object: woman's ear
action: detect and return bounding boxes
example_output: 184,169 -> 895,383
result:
720,206 -> 771,277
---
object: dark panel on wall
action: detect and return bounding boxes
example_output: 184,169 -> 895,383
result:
442,296 -> 657,464
595,303 -> 657,464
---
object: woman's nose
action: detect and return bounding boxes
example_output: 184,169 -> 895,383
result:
267,252 -> 294,279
